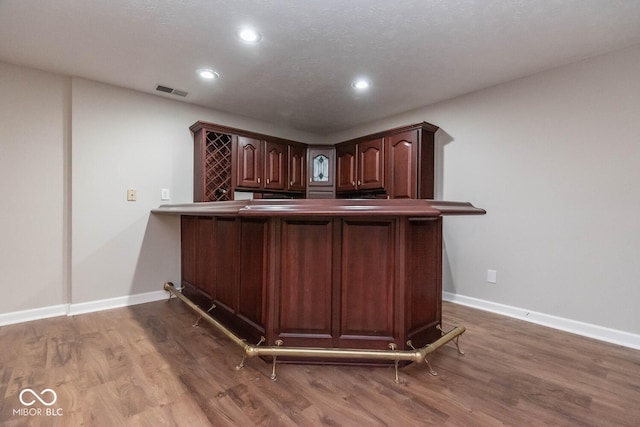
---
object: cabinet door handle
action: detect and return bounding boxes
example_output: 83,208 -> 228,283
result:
266,178 -> 270,184
351,181 -> 355,186
357,180 -> 361,186
258,178 -> 261,184
290,180 -> 294,186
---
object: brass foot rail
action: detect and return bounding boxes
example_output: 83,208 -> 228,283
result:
164,282 -> 465,382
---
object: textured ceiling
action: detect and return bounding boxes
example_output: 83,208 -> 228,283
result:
2,0 -> 640,135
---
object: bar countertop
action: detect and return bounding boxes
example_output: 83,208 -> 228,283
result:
151,198 -> 486,217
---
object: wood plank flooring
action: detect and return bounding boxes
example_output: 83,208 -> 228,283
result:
1,298 -> 638,426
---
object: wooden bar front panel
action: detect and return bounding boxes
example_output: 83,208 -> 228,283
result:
238,219 -> 267,338
278,219 -> 334,347
181,216 -> 215,299
181,216 -> 197,290
339,219 -> 395,349
405,218 -> 442,346
212,217 -> 238,315
180,214 -> 442,357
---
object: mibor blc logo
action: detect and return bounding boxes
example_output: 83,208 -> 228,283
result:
13,388 -> 63,417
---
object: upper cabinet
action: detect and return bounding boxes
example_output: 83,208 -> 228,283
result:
336,138 -> 384,193
191,120 -> 438,202
237,138 -> 305,192
386,123 -> 438,199
336,122 -> 438,199
192,121 -> 306,201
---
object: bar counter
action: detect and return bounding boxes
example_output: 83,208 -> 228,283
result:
153,199 -> 485,364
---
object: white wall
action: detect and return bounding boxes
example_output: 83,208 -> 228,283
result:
328,45 -> 640,335
0,62 -> 68,313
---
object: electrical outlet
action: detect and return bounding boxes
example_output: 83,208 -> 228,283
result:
487,269 -> 497,284
127,188 -> 137,201
161,188 -> 170,201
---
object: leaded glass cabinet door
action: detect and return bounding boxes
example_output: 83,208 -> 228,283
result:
307,146 -> 335,199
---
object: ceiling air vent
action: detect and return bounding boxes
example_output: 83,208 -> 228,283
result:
155,84 -> 188,97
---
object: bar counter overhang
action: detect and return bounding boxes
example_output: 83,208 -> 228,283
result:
152,199 -> 485,373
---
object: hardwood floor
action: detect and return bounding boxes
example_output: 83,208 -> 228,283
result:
1,298 -> 638,426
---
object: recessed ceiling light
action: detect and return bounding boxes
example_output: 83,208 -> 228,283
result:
198,69 -> 220,80
236,27 -> 262,43
352,79 -> 371,90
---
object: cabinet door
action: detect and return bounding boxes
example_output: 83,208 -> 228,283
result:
387,130 -> 418,199
307,146 -> 335,198
288,144 -> 306,192
237,136 -> 264,189
357,138 -> 384,190
264,140 -> 286,190
336,143 -> 357,192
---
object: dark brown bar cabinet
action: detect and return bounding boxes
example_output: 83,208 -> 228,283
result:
153,199 -> 485,364
335,122 -> 439,199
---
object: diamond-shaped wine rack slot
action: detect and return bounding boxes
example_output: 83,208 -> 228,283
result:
204,132 -> 232,201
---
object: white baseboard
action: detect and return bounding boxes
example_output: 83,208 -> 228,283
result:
443,291 -> 640,351
0,290 -> 169,326
68,290 -> 169,316
0,304 -> 68,327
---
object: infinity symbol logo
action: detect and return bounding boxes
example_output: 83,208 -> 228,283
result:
19,388 -> 57,407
